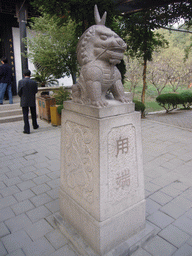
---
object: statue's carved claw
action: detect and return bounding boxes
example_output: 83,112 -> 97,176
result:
91,99 -> 108,107
116,96 -> 129,103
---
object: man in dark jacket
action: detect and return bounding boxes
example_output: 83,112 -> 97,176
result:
18,69 -> 39,134
0,57 -> 13,104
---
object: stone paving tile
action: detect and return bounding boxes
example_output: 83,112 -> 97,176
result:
1,230 -> 32,253
172,243 -> 192,256
144,182 -> 161,193
45,229 -> 68,249
149,191 -> 173,206
0,207 -> 15,222
33,167 -> 51,176
159,224 -> 190,248
5,170 -> 23,179
146,198 -> 161,215
20,172 -> 38,181
22,237 -> 55,256
29,193 -> 53,207
0,185 -> 20,197
147,210 -> 174,229
3,177 -> 22,187
0,115 -> 192,255
26,205 -> 52,223
160,201 -> 190,219
11,200 -> 35,215
142,235 -> 177,256
25,219 -> 54,241
131,248 -> 152,256
49,244 -> 78,256
173,215 -> 192,236
0,241 -> 7,256
4,213 -> 32,233
45,199 -> 60,213
0,196 -> 17,210
32,175 -> 51,185
30,183 -> 51,195
5,248 -> 26,256
14,189 -> 35,202
46,178 -> 60,189
160,185 -> 182,198
0,181 -> 6,190
46,188 -> 59,200
0,222 -> 10,238
187,237 -> 192,246
16,180 -> 36,191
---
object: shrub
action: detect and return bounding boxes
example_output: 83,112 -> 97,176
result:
133,100 -> 146,117
57,105 -> 63,115
156,93 -> 181,112
179,91 -> 192,109
53,87 -> 71,105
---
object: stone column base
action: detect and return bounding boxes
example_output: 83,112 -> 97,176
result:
59,100 -> 147,255
54,211 -> 155,256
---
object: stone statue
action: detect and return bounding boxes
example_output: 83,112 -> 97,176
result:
72,5 -> 129,107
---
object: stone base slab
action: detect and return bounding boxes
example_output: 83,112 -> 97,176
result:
59,188 -> 146,255
54,211 -> 155,256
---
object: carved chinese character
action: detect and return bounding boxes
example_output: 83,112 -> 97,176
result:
116,170 -> 130,189
116,137 -> 128,157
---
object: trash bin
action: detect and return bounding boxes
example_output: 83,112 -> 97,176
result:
37,96 -> 56,122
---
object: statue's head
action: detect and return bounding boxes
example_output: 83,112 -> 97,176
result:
77,5 -> 127,66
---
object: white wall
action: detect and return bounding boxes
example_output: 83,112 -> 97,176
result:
12,27 -> 73,90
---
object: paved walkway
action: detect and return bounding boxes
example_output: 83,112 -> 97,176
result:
0,109 -> 192,256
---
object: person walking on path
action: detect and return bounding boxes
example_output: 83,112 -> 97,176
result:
0,57 -> 13,104
18,69 -> 39,134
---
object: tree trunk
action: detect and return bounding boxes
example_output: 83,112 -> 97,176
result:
141,58 -> 147,104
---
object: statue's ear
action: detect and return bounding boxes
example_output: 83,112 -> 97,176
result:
94,5 -> 107,25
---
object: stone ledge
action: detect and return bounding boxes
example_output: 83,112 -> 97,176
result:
63,100 -> 135,119
54,212 -> 155,256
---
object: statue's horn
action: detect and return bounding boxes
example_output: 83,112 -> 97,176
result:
94,5 -> 107,25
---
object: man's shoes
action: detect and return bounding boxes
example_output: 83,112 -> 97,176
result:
0,103 -> 3,105
23,131 -> 30,134
33,125 -> 39,130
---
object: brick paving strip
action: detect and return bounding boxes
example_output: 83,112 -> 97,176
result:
0,109 -> 192,255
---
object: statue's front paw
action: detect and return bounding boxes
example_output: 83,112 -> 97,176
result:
116,95 -> 130,103
91,99 -> 108,107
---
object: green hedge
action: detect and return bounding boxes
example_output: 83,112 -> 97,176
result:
156,91 -> 192,112
133,100 -> 146,117
179,91 -> 192,108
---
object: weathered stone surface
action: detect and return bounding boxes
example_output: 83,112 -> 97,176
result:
59,101 -> 146,255
72,5 -> 129,107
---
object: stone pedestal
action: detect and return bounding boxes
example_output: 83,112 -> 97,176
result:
59,100 -> 147,255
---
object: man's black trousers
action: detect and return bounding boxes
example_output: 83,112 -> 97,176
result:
22,106 -> 38,133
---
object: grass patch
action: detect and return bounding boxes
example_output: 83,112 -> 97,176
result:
124,81 -> 190,112
145,101 -> 164,113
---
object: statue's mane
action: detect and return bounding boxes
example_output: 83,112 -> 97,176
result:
77,26 -> 96,66
77,5 -> 107,66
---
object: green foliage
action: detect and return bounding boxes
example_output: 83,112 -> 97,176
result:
53,87 -> 71,105
32,69 -> 58,87
156,93 -> 181,112
57,105 -> 64,115
26,13 -> 78,82
179,91 -> 192,109
116,59 -> 126,84
133,100 -> 146,117
31,0 -> 117,34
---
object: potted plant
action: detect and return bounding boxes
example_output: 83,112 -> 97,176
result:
33,69 -> 58,122
50,87 -> 71,126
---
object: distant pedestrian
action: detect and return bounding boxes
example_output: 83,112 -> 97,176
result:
18,69 -> 39,134
0,57 -> 13,104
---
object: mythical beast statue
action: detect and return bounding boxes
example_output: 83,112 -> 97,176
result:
72,5 -> 129,107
